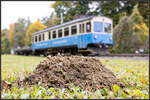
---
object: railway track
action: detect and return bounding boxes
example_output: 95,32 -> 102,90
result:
97,54 -> 149,57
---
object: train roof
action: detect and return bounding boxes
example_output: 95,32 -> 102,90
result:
34,15 -> 109,35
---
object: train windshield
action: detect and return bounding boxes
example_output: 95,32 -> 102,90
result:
94,22 -> 112,33
94,22 -> 103,32
104,23 -> 111,33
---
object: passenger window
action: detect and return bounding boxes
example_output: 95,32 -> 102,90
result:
43,33 -> 45,41
58,29 -> 62,38
35,36 -> 37,42
94,22 -> 103,32
71,25 -> 77,35
86,22 -> 91,32
52,31 -> 56,39
64,27 -> 69,36
79,24 -> 82,33
82,24 -> 84,33
48,31 -> 51,40
39,34 -> 41,41
104,23 -> 111,33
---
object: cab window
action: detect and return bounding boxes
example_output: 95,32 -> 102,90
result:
94,22 -> 103,32
104,23 -> 111,33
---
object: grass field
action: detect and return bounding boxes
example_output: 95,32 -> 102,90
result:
1,55 -> 149,99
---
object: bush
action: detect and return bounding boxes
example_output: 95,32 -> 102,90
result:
113,4 -> 149,53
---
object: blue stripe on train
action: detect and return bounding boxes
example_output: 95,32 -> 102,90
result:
31,33 -> 114,51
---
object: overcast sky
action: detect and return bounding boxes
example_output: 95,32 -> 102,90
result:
1,1 -> 55,30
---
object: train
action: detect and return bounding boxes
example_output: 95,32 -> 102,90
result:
14,15 -> 114,56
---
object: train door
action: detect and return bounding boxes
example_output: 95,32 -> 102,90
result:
78,35 -> 86,48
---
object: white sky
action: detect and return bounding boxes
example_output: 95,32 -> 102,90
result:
1,1 -> 55,30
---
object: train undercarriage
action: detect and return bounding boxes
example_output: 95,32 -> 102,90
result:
14,43 -> 111,56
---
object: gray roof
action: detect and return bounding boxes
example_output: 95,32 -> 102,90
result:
34,15 -> 96,35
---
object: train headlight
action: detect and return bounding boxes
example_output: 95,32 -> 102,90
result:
94,35 -> 97,39
109,37 -> 112,41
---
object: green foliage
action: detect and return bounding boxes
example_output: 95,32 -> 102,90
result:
15,18 -> 31,47
98,1 -> 148,27
25,20 -> 46,46
1,29 -> 10,54
41,12 -> 57,27
1,55 -> 149,99
8,24 -> 15,49
113,4 -> 149,53
52,1 -> 93,24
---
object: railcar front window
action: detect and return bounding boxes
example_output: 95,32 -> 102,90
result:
104,23 -> 111,33
94,22 -> 103,32
71,25 -> 77,35
58,29 -> 62,38
52,31 -> 56,39
64,28 -> 69,36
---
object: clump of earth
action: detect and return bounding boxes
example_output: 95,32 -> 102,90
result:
17,54 -> 125,91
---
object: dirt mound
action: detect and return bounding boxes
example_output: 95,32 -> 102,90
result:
17,55 -> 125,91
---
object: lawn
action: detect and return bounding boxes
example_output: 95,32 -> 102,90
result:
1,55 -> 149,99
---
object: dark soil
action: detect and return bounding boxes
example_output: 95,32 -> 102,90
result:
16,54 -> 125,91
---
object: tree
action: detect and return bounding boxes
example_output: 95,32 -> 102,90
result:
113,4 -> 149,53
52,1 -> 93,24
128,4 -> 148,49
41,12 -> 57,27
8,24 -> 15,49
113,16 -> 132,53
98,1 -> 148,27
25,20 -> 46,46
138,2 -> 149,26
14,18 -> 31,47
52,1 -> 73,24
1,29 -> 10,54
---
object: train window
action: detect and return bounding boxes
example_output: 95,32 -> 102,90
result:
52,31 -> 56,39
43,33 -> 45,41
39,34 -> 41,41
104,23 -> 111,33
86,22 -> 91,32
79,24 -> 85,33
71,25 -> 77,35
58,29 -> 62,38
48,31 -> 51,40
94,22 -> 103,32
82,24 -> 84,33
79,24 -> 82,33
35,36 -> 37,42
64,27 -> 69,36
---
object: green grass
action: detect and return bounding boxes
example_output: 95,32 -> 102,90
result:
1,55 -> 149,99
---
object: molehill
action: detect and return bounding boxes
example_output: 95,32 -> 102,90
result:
17,55 -> 125,91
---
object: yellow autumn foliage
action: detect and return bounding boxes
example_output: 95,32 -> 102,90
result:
25,20 -> 46,46
8,24 -> 15,48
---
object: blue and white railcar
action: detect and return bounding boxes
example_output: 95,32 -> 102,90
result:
31,15 -> 113,55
